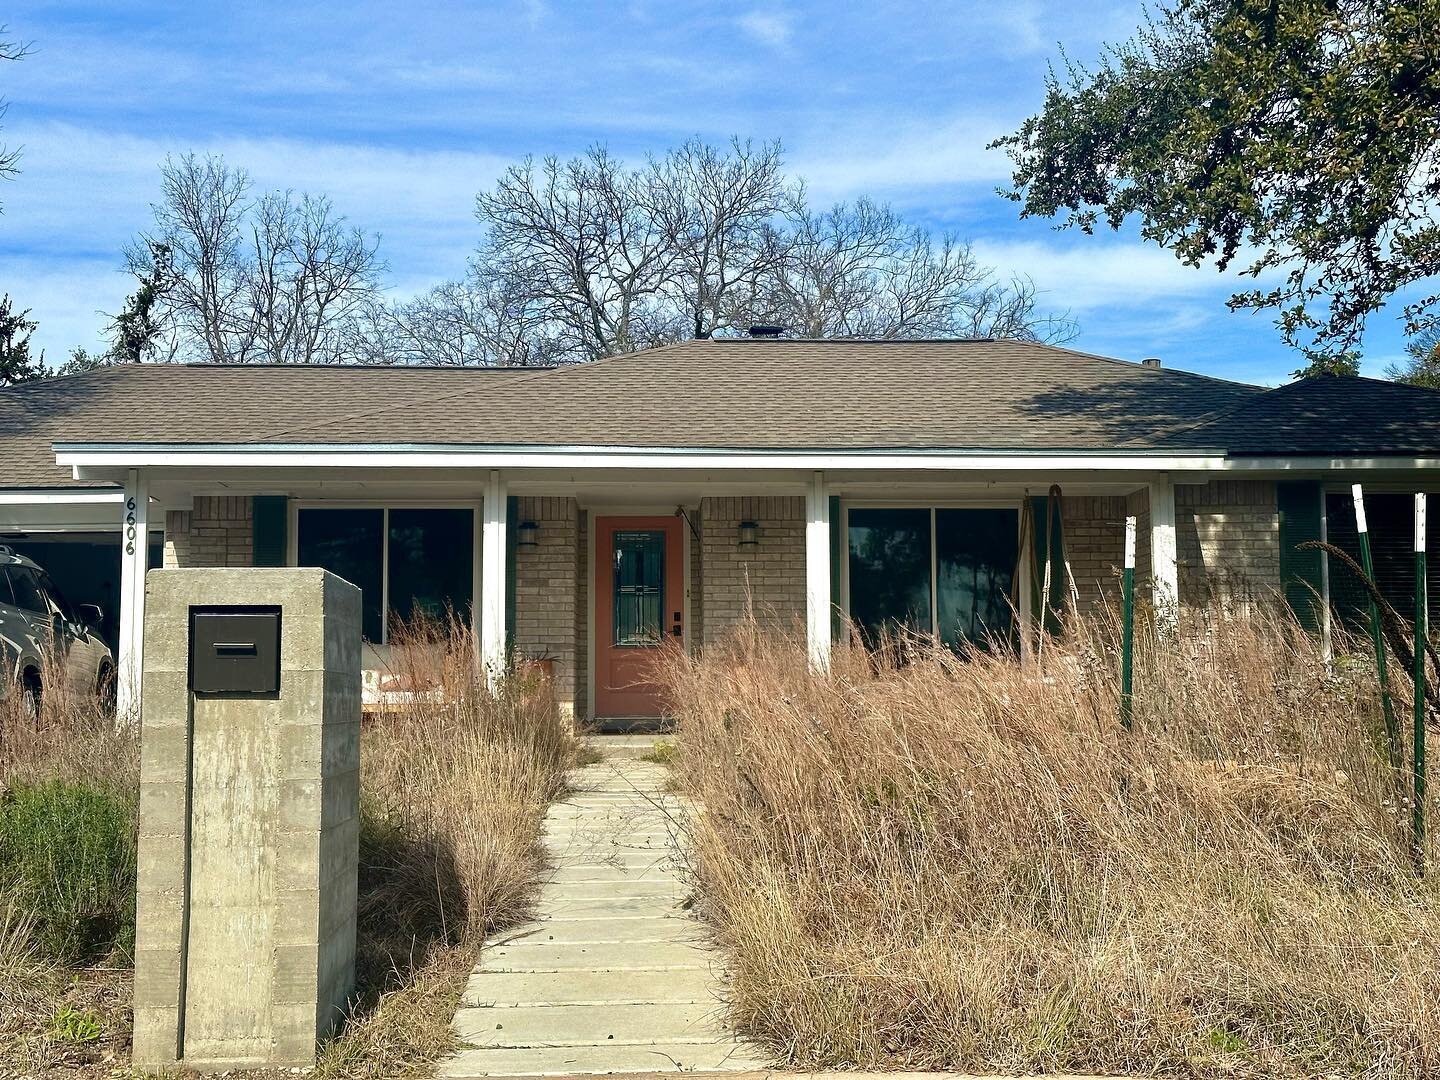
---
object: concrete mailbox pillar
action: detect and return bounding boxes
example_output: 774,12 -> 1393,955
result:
132,568 -> 362,1071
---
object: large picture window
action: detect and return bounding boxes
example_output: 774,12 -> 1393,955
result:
296,506 -> 475,643
847,506 -> 1017,651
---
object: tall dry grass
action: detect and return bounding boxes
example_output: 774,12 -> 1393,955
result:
663,609 -> 1440,1078
0,620 -> 578,1078
316,617 -> 580,1078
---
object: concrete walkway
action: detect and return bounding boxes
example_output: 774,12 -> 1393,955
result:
442,737 -> 766,1077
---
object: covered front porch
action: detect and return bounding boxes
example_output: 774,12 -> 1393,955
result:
63,450 -> 1231,721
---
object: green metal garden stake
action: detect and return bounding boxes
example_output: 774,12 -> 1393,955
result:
1414,493 -> 1428,874
1353,484 -> 1400,768
1120,514 -> 1136,732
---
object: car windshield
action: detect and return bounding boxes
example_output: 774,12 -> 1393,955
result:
37,570 -> 77,623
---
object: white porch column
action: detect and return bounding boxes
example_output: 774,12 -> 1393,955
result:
117,468 -> 150,721
1148,474 -> 1179,623
480,469 -> 508,689
805,470 -> 832,671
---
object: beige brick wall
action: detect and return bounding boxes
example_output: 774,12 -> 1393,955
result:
1061,496 -> 1127,615
1177,478 -> 1280,609
700,496 -> 806,645
513,497 -> 582,714
164,496 -> 253,568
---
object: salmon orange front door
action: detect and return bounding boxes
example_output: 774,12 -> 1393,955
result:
594,516 -> 684,718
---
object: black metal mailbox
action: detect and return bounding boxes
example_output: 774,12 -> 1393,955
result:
189,607 -> 282,695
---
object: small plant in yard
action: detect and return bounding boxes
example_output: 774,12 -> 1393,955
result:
0,667 -> 138,1073
661,608 -> 1440,1078
47,1004 -> 104,1045
0,778 -> 136,964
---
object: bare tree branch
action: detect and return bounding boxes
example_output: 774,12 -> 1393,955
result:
0,25 -> 35,211
123,154 -> 383,363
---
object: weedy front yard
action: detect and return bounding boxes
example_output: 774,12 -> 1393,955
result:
0,619 -> 579,1079
663,611 -> 1440,1079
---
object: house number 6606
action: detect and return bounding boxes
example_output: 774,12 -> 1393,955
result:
125,497 -> 137,555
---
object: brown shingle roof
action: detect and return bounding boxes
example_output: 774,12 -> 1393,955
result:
0,364 -> 545,487
260,338 -> 1259,451
5,339 -> 1435,490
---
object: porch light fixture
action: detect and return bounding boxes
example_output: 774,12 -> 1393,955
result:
517,520 -> 539,548
738,520 -> 760,547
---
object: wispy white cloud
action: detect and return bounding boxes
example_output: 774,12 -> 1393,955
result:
972,239 -> 1229,312
736,9 -> 795,48
790,113 -> 1018,201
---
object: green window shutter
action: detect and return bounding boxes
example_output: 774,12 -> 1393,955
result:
1277,481 -> 1324,632
252,496 -> 289,567
828,495 -> 841,640
504,495 -> 518,652
1030,495 -> 1065,633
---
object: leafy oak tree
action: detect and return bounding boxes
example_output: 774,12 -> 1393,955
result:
0,294 -> 44,384
1387,326 -> 1440,388
994,0 -> 1440,376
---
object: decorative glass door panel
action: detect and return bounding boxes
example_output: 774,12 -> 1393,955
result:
612,530 -> 665,646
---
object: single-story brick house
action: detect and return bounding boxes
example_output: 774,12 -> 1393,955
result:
2,336 -> 1439,722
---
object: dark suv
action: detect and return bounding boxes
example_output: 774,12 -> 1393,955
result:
0,546 -> 115,713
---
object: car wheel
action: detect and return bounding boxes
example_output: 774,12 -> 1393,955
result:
20,669 -> 41,720
97,663 -> 117,712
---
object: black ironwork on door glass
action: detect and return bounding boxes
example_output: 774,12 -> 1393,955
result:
613,531 -> 665,646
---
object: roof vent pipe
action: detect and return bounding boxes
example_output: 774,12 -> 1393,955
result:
1142,357 -> 1161,368
747,325 -> 785,339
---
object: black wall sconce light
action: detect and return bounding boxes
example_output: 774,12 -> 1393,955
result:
517,520 -> 539,548
738,520 -> 760,547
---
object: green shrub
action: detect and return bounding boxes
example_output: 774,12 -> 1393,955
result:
0,779 -> 136,964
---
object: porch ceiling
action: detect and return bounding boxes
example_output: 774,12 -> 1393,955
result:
124,464 -> 1185,508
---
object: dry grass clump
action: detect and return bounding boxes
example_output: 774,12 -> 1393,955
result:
663,611 -> 1440,1078
315,617 -> 580,1078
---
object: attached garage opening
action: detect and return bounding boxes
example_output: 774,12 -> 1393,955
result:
1,531 -> 163,653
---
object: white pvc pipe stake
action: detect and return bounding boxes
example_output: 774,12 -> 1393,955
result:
1353,482 -> 1368,534
1124,515 -> 1137,570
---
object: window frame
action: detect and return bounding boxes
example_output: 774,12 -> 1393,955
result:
287,499 -> 483,645
839,498 -> 1030,646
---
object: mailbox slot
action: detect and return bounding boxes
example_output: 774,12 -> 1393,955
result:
190,607 -> 281,696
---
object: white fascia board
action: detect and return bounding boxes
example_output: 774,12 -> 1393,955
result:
1218,456 -> 1440,471
54,442 -> 1227,472
0,489 -> 124,504
51,442 -> 1440,475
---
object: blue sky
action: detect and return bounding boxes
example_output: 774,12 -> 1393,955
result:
0,0 -> 1416,384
